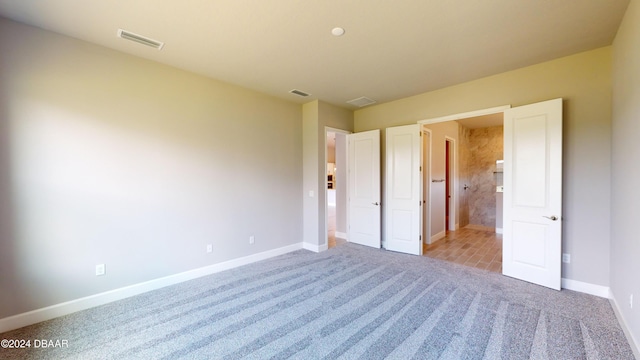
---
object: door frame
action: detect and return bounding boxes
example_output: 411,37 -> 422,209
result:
417,105 -> 510,243
418,105 -> 511,125
324,127 -> 351,249
422,128 -> 432,245
444,136 -> 457,231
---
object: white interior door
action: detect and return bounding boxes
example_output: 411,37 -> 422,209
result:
503,98 -> 563,290
348,129 -> 381,248
384,124 -> 422,255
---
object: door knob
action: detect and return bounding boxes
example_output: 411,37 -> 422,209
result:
372,202 -> 380,206
543,215 -> 558,221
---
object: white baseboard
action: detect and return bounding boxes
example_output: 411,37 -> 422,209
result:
464,224 -> 495,232
430,230 -> 446,244
0,243 -> 303,334
303,242 -> 327,253
561,278 -> 610,298
495,227 -> 503,234
610,294 -> 640,359
335,231 -> 347,240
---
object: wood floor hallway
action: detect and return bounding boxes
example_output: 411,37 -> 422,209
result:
423,227 -> 502,273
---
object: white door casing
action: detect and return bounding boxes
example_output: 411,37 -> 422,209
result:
348,129 -> 381,248
384,124 -> 422,255
422,129 -> 432,245
445,137 -> 457,231
503,98 -> 563,290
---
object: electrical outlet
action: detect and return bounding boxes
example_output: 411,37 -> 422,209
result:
249,236 -> 255,245
630,294 -> 634,309
95,264 -> 106,276
562,253 -> 570,263
206,244 -> 213,253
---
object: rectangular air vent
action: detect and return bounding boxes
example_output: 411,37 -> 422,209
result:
117,29 -> 164,50
289,89 -> 311,97
347,96 -> 376,107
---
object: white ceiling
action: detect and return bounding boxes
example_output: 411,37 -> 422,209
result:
0,0 -> 630,109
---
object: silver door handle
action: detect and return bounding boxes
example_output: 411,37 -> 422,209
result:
543,215 -> 558,221
372,202 -> 380,206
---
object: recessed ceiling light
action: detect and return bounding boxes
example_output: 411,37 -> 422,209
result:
331,27 -> 345,36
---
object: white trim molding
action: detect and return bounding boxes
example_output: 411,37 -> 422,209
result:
430,230 -> 446,244
610,295 -> 640,359
335,231 -> 347,239
417,105 -> 511,125
561,278 -> 611,298
0,243 -> 303,334
303,242 -> 327,253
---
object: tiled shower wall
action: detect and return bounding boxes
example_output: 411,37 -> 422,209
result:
458,125 -> 471,228
468,126 -> 503,228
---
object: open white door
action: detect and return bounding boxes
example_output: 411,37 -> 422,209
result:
348,129 -> 381,248
384,124 -> 422,255
503,98 -> 563,290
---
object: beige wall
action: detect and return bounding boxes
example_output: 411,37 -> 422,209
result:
302,102 -> 320,249
0,18 -> 303,319
327,135 -> 336,163
356,47 -> 613,287
302,100 -> 353,249
611,0 -> 640,354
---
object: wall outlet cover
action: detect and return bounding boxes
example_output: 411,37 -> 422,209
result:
96,264 -> 106,276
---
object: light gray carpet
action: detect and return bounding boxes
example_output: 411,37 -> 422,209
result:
0,243 -> 635,359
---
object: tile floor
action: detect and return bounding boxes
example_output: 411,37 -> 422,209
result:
328,204 -> 501,273
423,227 -> 503,273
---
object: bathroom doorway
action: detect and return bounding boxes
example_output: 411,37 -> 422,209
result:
422,113 -> 504,272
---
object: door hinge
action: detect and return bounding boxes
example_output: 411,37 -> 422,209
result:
419,132 -> 422,137
419,235 -> 422,240
420,166 -> 422,172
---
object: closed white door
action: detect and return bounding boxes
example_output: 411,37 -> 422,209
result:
384,124 -> 422,255
503,98 -> 563,290
348,130 -> 381,248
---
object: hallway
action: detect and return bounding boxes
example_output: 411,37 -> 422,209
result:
327,203 -> 346,249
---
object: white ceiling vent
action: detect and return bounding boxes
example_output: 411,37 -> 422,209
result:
117,29 -> 164,50
289,89 -> 311,97
347,96 -> 376,107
